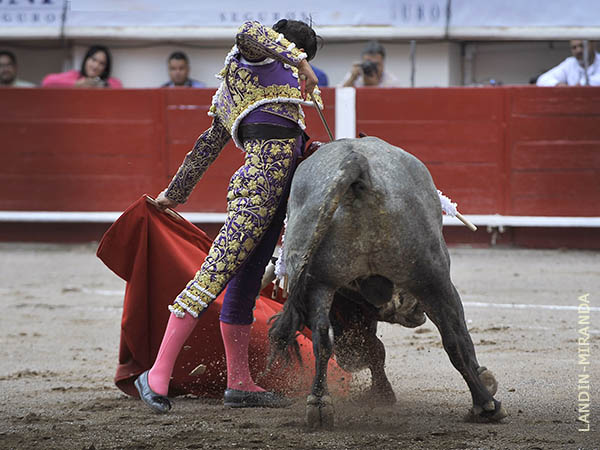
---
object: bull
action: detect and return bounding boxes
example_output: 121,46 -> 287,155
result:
268,137 -> 507,429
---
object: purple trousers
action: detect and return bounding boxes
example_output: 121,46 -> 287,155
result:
219,114 -> 304,325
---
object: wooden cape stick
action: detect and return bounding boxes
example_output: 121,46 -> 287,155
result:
145,194 -> 183,221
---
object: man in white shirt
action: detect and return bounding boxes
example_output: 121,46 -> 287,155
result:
536,40 -> 600,86
342,40 -> 400,87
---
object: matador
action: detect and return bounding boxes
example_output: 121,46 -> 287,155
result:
135,19 -> 323,412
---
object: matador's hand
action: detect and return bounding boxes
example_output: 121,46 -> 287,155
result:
155,190 -> 178,211
297,59 -> 318,99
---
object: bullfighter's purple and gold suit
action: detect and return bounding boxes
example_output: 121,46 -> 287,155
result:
164,21 -> 323,322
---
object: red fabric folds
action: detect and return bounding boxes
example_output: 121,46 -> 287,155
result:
97,195 -> 349,398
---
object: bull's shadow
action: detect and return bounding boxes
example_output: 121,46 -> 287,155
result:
268,137 -> 507,429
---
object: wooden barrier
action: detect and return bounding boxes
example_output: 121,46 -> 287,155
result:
505,87 -> 600,216
355,87 -> 600,217
1,88 -> 165,212
0,88 -> 336,213
356,87 -> 506,214
1,86 -> 599,246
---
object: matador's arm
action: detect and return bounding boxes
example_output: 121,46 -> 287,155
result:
164,118 -> 231,204
235,21 -> 308,67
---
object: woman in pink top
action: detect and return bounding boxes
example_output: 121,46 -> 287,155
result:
42,45 -> 123,88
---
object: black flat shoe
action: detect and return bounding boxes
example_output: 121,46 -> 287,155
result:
134,370 -> 171,413
223,389 -> 292,408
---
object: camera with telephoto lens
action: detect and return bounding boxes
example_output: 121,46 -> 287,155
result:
361,60 -> 378,76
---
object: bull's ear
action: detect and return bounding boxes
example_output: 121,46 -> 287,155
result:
358,132 -> 369,138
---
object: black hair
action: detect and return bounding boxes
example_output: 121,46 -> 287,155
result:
168,51 -> 190,64
272,19 -> 322,61
362,40 -> 386,59
80,45 -> 112,80
0,50 -> 17,65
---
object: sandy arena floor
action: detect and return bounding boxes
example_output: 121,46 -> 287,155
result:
0,243 -> 598,449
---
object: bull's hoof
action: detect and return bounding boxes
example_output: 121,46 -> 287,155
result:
404,308 -> 427,327
371,387 -> 397,406
477,366 -> 498,396
465,399 -> 508,423
352,384 -> 396,407
306,394 -> 334,430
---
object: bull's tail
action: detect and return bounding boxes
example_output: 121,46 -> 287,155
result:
268,149 -> 372,366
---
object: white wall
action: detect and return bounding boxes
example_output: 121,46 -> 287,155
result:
0,42 -> 67,86
318,41 -> 461,88
465,41 -> 570,85
2,39 -> 576,88
72,42 -> 234,88
78,40 -> 462,88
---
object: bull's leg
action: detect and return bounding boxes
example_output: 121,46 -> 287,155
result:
306,283 -> 335,429
337,320 -> 396,405
331,293 -> 396,406
414,277 -> 507,422
363,321 -> 396,405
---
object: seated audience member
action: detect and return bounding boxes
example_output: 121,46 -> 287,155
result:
537,40 -> 600,86
42,45 -> 123,88
161,51 -> 205,87
342,40 -> 399,87
311,65 -> 328,87
0,50 -> 35,87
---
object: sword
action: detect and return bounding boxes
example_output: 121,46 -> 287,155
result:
300,74 -> 334,141
310,91 -> 334,142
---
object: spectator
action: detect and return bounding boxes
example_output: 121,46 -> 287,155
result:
0,50 -> 35,87
537,40 -> 600,86
42,45 -> 123,88
311,64 -> 328,87
342,40 -> 399,87
162,51 -> 205,87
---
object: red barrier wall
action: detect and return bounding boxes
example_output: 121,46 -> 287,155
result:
356,88 -> 506,214
0,88 -> 336,213
355,87 -> 600,217
505,87 -> 600,216
1,89 -> 165,212
1,87 -> 598,219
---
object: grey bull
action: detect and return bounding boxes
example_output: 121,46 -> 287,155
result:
268,137 -> 507,429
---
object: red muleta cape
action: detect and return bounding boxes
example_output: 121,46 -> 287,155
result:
97,196 -> 349,398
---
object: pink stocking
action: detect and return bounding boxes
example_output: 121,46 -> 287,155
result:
148,313 -> 197,396
220,321 -> 264,392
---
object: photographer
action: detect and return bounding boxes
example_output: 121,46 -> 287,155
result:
342,40 -> 399,87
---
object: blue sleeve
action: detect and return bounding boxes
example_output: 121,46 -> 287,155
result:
311,65 -> 329,87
